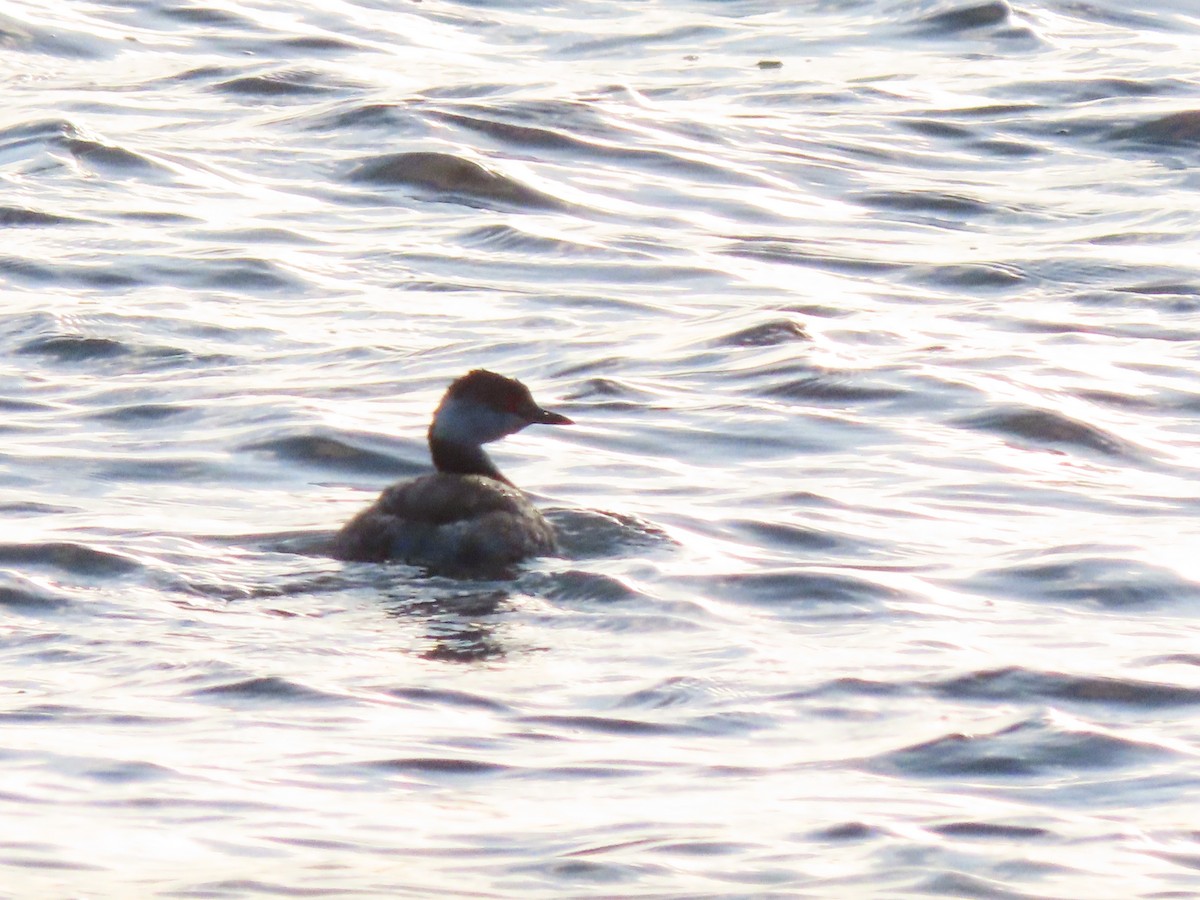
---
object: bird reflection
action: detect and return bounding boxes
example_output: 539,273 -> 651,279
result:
382,585 -> 512,662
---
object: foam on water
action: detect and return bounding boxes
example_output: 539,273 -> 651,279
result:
2,0 -> 1200,895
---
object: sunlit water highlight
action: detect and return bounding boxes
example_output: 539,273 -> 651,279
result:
3,0 -> 1200,895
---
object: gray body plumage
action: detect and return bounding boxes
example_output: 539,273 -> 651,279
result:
331,370 -> 571,573
332,472 -> 557,570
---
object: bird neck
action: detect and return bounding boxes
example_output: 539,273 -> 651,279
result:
429,437 -> 512,485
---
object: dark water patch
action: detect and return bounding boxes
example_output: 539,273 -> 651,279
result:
760,370 -> 908,403
688,710 -> 773,736
1057,2 -> 1193,30
17,334 -> 200,369
902,119 -> 976,140
514,856 -> 650,887
96,456 -> 228,483
386,686 -> 510,714
89,403 -> 189,424
1072,388 -> 1157,410
435,108 -> 759,185
458,223 -> 609,258
1007,111 -> 1117,145
932,667 -> 1200,708
928,102 -> 1045,122
562,23 -> 724,56
1012,77 -> 1165,104
86,760 -> 176,785
698,569 -> 904,608
782,676 -> 913,702
0,856 -> 104,873
1145,848 -> 1200,874
0,575 -> 70,612
711,515 -> 898,565
915,1 -> 1012,33
0,703 -> 89,723
168,64 -> 234,84
304,101 -> 424,133
0,397 -> 55,413
117,210 -> 197,226
526,571 -> 643,605
1071,290 -> 1200,317
266,837 -> 359,853
968,555 -> 1199,609
562,376 -> 654,404
280,35 -> 364,53
18,335 -> 130,361
0,12 -> 106,58
417,83 -> 512,101
381,585 -> 511,620
64,137 -> 162,175
931,821 -> 1051,840
1111,111 -> 1200,147
519,713 -> 683,736
0,206 -> 84,227
0,501 -> 73,515
192,676 -> 345,703
214,69 -> 352,97
1092,291 -> 1200,319
346,151 -> 564,210
956,405 -> 1136,458
810,822 -> 879,841
651,839 -> 755,857
552,357 -> 630,378
713,319 -> 809,348
973,138 -> 1041,157
874,716 -> 1174,779
1087,230 -> 1188,247
528,765 -> 645,781
855,190 -> 999,218
728,519 -> 848,553
155,4 -> 253,27
242,434 -> 420,476
917,871 -> 1046,898
721,237 -> 905,275
543,509 -> 672,560
0,117 -> 80,161
1116,280 -> 1200,297
244,529 -> 336,558
907,263 -> 1026,290
430,110 -> 588,153
143,256 -> 302,292
616,676 -> 721,711
0,542 -> 141,577
183,226 -> 317,247
369,757 -> 509,775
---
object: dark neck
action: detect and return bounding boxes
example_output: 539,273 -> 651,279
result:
429,437 -> 511,485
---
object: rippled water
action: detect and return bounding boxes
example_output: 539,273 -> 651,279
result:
4,0 -> 1200,895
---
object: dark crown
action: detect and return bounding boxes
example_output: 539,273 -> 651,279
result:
446,369 -> 535,413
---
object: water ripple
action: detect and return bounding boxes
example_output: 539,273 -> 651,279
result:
4,0 -> 1200,894
955,405 -> 1139,458
874,714 -> 1179,778
347,151 -> 565,210
933,667 -> 1200,708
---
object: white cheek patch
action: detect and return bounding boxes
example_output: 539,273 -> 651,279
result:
431,398 -> 526,445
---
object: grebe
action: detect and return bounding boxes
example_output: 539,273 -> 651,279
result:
332,370 -> 573,571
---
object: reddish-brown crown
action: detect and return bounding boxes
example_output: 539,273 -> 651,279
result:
446,369 -> 537,416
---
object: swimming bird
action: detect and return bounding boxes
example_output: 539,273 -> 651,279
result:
332,369 -> 573,572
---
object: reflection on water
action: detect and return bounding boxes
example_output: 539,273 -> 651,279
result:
2,0 -> 1200,895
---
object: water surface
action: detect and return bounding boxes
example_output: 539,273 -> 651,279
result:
3,0 -> 1200,895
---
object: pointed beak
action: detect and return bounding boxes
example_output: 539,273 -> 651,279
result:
532,406 -> 573,426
